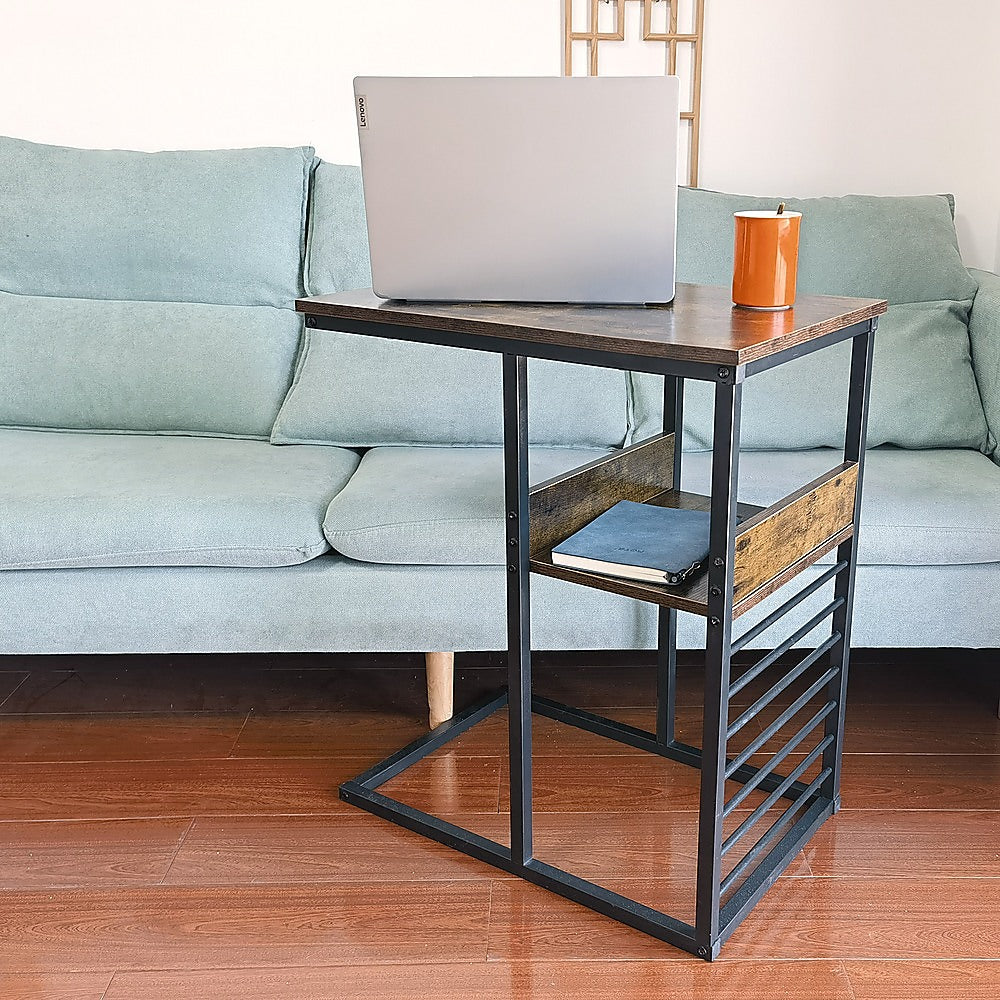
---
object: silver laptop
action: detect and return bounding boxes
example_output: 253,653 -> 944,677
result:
354,76 -> 679,304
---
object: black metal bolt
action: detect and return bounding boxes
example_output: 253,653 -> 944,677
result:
305,316 -> 316,328
509,538 -> 518,546
718,367 -> 730,379
697,946 -> 708,957
710,586 -> 722,597
508,564 -> 516,573
508,511 -> 517,520
710,617 -> 721,628
713,557 -> 724,568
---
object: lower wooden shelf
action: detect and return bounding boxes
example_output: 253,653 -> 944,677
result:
528,434 -> 859,619
530,489 -> 761,617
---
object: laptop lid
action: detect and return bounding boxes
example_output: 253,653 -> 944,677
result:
354,76 -> 679,305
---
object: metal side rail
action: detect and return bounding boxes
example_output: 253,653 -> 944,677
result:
340,684 -> 842,959
341,686 -> 699,954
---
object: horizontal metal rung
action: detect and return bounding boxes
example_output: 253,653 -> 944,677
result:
725,665 -> 839,780
721,735 -> 834,857
728,627 -> 843,740
731,561 -> 848,654
718,797 -> 833,949
730,597 -> 845,700
723,701 -> 837,818
720,766 -> 832,898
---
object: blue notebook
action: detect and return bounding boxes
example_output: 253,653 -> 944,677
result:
551,500 -> 710,586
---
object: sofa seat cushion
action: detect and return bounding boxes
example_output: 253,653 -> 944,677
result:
323,447 -> 609,565
682,448 -> 1000,566
0,430 -> 360,570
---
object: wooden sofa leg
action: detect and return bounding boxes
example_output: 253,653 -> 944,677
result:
425,651 -> 455,729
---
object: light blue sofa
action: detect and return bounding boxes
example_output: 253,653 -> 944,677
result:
1,137 -> 997,724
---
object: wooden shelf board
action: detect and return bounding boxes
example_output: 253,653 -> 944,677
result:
530,490 -> 763,617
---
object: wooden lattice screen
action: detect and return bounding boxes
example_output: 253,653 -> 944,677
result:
563,0 -> 705,185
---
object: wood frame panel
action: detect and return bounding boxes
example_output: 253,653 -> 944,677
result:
527,437 -> 765,617
732,463 -> 859,606
528,433 -> 675,557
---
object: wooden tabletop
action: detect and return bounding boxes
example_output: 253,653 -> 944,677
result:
296,284 -> 886,368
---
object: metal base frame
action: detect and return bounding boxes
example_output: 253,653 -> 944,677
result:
339,321 -> 874,961
341,688 -> 836,961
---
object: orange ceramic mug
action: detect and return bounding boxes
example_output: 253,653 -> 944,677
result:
732,210 -> 802,310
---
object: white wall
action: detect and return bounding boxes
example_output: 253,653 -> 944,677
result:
2,0 -> 997,270
697,1 -> 1000,273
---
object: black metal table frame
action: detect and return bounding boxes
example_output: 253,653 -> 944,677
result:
307,310 -> 877,961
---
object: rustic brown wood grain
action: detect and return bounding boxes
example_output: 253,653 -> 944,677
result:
532,556 -> 713,614
732,525 -> 853,618
531,485 -> 766,616
732,463 -> 858,604
528,433 -> 675,556
296,283 -> 886,367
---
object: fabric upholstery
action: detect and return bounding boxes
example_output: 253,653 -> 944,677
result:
680,447 -> 1000,567
271,332 -> 630,448
676,561 -> 1000,651
0,135 -> 312,307
0,557 -> 994,653
0,430 -> 359,569
324,447 -> 608,564
0,291 -> 301,438
323,445 -> 999,569
658,300 -> 991,453
629,188 -> 990,453
674,189 -> 975,304
304,162 -> 372,296
969,268 -> 1000,462
0,137 -> 315,437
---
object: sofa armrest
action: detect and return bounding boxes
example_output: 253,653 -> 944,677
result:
969,268 -> 1000,463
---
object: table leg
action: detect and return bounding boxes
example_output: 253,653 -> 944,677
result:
695,376 -> 743,960
338,343 -> 866,962
822,322 -> 876,806
656,375 -> 685,746
503,353 -> 534,864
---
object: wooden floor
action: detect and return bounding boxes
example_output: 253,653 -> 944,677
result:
0,651 -> 997,999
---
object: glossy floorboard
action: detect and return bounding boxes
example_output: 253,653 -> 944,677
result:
0,652 -> 996,998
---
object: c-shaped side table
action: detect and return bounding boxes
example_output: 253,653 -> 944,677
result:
296,283 -> 887,960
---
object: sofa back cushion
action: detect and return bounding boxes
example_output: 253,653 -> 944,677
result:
0,292 -> 302,438
0,136 -> 313,438
1,136 -> 312,306
273,160 -> 630,449
630,188 -> 992,454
